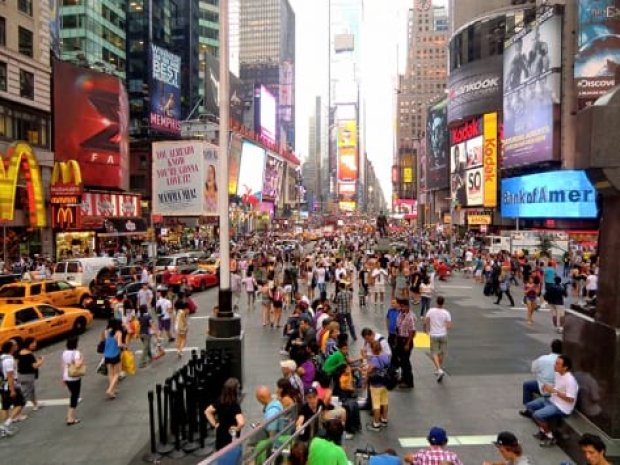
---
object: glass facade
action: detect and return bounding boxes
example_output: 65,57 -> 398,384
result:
59,0 -> 126,78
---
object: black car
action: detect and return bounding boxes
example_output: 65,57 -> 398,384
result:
89,281 -> 155,317
92,265 -> 143,296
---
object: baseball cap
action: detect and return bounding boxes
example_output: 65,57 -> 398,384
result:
427,427 -> 448,445
305,387 -> 318,396
493,431 -> 519,447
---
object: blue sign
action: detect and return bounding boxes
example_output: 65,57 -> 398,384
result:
149,44 -> 181,134
501,170 -> 598,219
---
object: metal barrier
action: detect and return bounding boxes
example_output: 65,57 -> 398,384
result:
262,408 -> 323,465
196,404 -> 302,465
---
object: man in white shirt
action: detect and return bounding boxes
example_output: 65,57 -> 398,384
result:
315,265 -> 326,295
424,296 -> 453,382
585,269 -> 598,299
522,355 -> 579,447
155,290 -> 173,342
140,267 -> 150,284
137,283 -> 154,311
360,327 -> 392,360
520,339 -> 562,408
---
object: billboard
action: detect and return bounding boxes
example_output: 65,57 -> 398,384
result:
426,99 -> 449,190
149,44 -> 181,134
263,155 -> 285,202
255,85 -> 277,144
447,56 -> 503,122
576,1 -> 620,100
80,192 -> 141,218
236,141 -> 266,202
228,133 -> 243,195
337,120 -> 358,185
465,167 -> 484,206
450,117 -> 483,207
204,53 -> 245,122
53,59 -> 129,191
501,170 -> 598,219
152,141 -> 218,216
503,10 -> 562,168
483,112 -> 498,208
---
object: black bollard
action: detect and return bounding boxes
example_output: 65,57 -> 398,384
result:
182,376 -> 200,452
168,383 -> 186,459
176,377 -> 187,442
143,391 -> 162,463
157,384 -> 174,455
155,384 -> 164,444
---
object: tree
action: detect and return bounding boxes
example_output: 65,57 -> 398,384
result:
538,234 -> 554,259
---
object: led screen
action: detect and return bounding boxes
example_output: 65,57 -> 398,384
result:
236,141 -> 266,200
259,86 -> 276,143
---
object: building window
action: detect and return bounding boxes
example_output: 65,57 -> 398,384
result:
0,17 -> 5,47
0,103 -> 50,148
0,62 -> 6,92
19,70 -> 34,99
18,0 -> 33,16
18,27 -> 33,57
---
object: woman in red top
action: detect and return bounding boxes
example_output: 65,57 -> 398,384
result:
524,276 -> 540,325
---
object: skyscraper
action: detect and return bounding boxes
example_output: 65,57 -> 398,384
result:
59,0 -> 126,78
239,0 -> 295,148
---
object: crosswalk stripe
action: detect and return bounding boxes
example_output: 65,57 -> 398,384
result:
399,434 -> 497,448
190,316 -> 210,320
27,399 -> 70,407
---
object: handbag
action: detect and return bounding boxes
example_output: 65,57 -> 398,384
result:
97,340 -> 105,354
68,352 -> 86,377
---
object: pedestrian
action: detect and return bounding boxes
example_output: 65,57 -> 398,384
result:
371,262 -> 388,307
295,386 -> 325,442
17,338 -> 44,412
520,339 -> 562,407
404,426 -> 464,465
424,296 -> 452,382
260,282 -> 271,326
103,319 -> 124,400
156,289 -> 174,342
138,305 -> 154,367
61,336 -> 83,425
419,276 -> 433,317
242,270 -> 257,309
367,341 -> 390,431
137,282 -> 154,312
205,377 -> 245,451
307,419 -> 348,465
495,270 -> 515,307
585,267 -> 598,301
482,431 -> 533,465
579,433 -> 611,465
333,282 -> 357,341
231,269 -> 242,309
254,385 -> 284,439
175,298 -> 190,358
385,299 -> 400,353
523,276 -> 539,326
395,298 -> 416,389
544,276 -> 566,333
270,281 -> 284,328
1,340 -> 27,435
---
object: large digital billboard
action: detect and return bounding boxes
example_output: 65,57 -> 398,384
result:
576,1 -> 620,100
150,44 -> 181,134
501,170 -> 598,219
204,53 -> 245,123
337,120 -> 358,184
53,59 -> 129,191
426,99 -> 449,190
503,10 -> 562,168
228,133 -> 243,195
255,85 -> 277,144
263,154 -> 284,202
236,141 -> 266,202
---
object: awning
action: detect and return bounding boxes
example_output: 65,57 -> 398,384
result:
98,218 -> 148,237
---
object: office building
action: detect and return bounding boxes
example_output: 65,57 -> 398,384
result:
239,0 -> 295,148
59,0 -> 126,78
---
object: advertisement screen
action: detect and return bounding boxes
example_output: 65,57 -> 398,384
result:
53,59 -> 129,190
466,167 -> 484,206
150,44 -> 181,134
263,155 -> 284,201
483,112 -> 498,208
237,141 -> 266,201
576,0 -> 620,100
450,117 -> 482,207
503,11 -> 562,167
426,99 -> 449,190
152,141 -> 209,216
501,170 -> 598,218
257,85 -> 276,143
228,133 -> 243,195
204,53 -> 245,123
337,120 -> 358,186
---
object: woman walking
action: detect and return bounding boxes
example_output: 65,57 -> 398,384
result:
18,338 -> 44,411
260,282 -> 271,326
62,336 -> 83,425
270,281 -> 284,328
524,276 -> 539,326
103,319 -> 124,399
205,378 -> 245,451
175,299 -> 189,358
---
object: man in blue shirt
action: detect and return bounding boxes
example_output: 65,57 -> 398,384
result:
255,385 -> 283,438
385,299 -> 400,353
519,339 -> 562,410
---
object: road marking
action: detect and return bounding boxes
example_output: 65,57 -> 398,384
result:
413,332 -> 430,349
399,434 -> 497,448
510,306 -> 550,313
190,316 -> 210,320
134,346 -> 200,355
436,285 -> 473,289
27,398 -> 69,407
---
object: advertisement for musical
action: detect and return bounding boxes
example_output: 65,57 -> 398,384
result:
53,59 -> 129,191
426,99 -> 449,190
263,155 -> 285,202
152,141 -> 209,216
503,10 -> 562,168
576,0 -> 620,100
203,144 -> 219,217
150,44 -> 181,134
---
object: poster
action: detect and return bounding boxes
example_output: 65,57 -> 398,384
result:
150,44 -> 181,134
426,99 -> 449,190
152,141 -> 205,216
262,155 -> 284,201
450,143 -> 466,206
203,143 -> 219,217
466,167 -> 484,206
237,141 -> 266,202
228,134 -> 242,195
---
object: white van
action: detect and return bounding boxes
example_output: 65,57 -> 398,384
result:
52,257 -> 116,289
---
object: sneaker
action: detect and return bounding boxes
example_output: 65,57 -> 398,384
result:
556,327 -> 563,334
368,423 -> 382,432
344,432 -> 354,440
539,437 -> 556,448
519,409 -> 533,418
380,418 -> 388,425
532,431 -> 547,440
437,371 -> 445,383
13,415 -> 28,423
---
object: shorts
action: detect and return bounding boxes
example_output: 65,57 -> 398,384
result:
548,304 -> 565,318
1,387 -> 26,411
105,354 -> 121,365
372,284 -> 385,294
159,318 -> 171,332
430,336 -> 448,356
475,270 -> 483,277
19,373 -> 36,402
369,386 -> 389,408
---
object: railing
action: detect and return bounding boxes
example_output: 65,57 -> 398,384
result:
263,408 -> 323,465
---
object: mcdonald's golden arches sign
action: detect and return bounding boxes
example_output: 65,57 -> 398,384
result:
0,143 -> 46,227
51,160 -> 82,196
52,205 -> 78,229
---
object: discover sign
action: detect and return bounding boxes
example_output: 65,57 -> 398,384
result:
501,170 -> 598,219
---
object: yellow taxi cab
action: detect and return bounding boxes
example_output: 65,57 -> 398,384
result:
198,257 -> 220,274
0,280 -> 92,308
0,302 -> 94,347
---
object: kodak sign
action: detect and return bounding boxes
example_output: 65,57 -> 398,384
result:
483,113 -> 498,208
0,143 -> 46,227
51,160 -> 82,196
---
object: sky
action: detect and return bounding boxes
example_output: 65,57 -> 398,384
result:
289,0 -> 412,205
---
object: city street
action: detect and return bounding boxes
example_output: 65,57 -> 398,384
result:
1,272 -> 573,465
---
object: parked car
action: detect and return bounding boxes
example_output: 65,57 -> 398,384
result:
154,255 -> 194,274
52,257 -> 116,288
168,269 -> 218,291
197,257 -> 220,274
0,302 -> 93,347
0,280 -> 92,308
